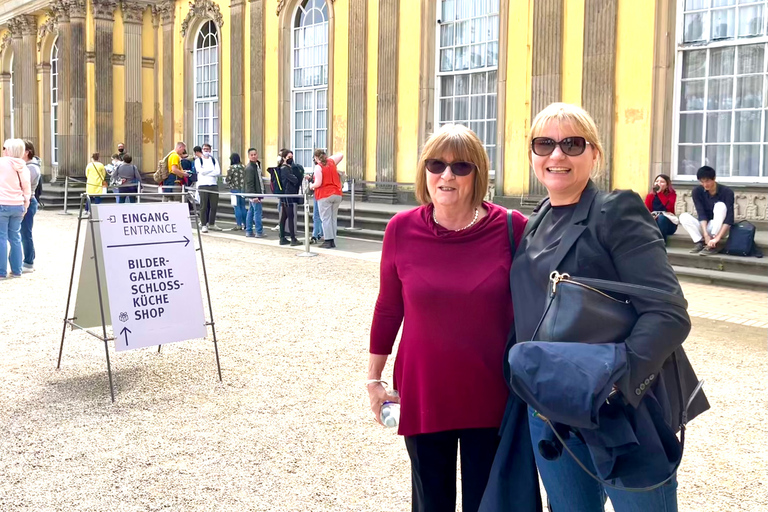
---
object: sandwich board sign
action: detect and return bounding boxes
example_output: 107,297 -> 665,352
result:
95,203 -> 207,351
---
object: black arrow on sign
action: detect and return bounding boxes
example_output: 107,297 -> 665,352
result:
120,327 -> 132,347
107,236 -> 190,249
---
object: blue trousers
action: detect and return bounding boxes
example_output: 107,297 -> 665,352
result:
528,408 -> 677,512
231,190 -> 247,226
21,197 -> 37,266
312,197 -> 323,238
246,201 -> 263,235
0,204 -> 24,277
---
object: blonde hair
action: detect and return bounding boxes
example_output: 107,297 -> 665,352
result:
3,138 -> 25,159
528,103 -> 605,177
415,124 -> 489,207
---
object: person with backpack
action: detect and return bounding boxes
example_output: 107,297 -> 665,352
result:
679,166 -> 734,256
111,153 -> 142,204
195,143 -> 222,233
225,153 -> 246,230
277,149 -> 303,246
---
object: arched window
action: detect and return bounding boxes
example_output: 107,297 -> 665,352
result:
292,0 -> 328,168
9,53 -> 13,138
51,38 -> 59,165
194,20 -> 219,158
436,0 -> 500,172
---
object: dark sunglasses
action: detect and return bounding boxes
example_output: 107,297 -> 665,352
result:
531,137 -> 591,157
424,159 -> 477,177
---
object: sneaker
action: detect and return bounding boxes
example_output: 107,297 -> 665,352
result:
700,245 -> 719,256
245,232 -> 255,238
255,233 -> 267,238
689,242 -> 704,254
279,237 -> 290,245
209,224 -> 223,231
9,273 -> 22,278
201,225 -> 209,233
270,225 -> 280,231
310,236 -> 320,244
290,238 -> 301,246
22,265 -> 34,273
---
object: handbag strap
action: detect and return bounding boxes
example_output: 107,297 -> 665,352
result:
568,276 -> 688,309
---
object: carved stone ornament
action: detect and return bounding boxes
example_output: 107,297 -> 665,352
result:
156,0 -> 176,26
181,0 -> 225,37
7,16 -> 36,37
68,0 -> 88,19
277,0 -> 334,16
37,14 -> 59,51
0,32 -> 12,56
92,0 -> 118,20
121,1 -> 147,24
50,0 -> 70,22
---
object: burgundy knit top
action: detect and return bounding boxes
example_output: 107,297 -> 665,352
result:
370,202 -> 527,436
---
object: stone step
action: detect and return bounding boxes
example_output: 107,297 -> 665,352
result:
666,247 -> 767,277
673,265 -> 768,291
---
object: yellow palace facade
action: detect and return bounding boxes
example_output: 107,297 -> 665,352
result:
0,0 -> 766,216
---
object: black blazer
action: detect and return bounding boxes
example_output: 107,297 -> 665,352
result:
513,181 -> 707,420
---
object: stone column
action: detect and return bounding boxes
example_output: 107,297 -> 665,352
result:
529,0 -> 563,197
158,1 -> 175,153
53,2 -> 71,179
230,0 -> 245,154
123,1 -> 145,170
8,17 -> 24,138
345,0 -> 366,182
69,0 -> 88,177
373,0 -> 398,203
93,0 -> 117,161
0,73 -> 10,141
249,0 -> 264,158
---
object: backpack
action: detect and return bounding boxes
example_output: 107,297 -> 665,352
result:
154,151 -> 175,184
722,220 -> 758,257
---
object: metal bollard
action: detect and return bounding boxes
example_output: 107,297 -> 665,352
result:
59,175 -> 72,215
297,188 -> 318,258
346,178 -> 361,231
137,181 -> 142,204
180,184 -> 186,203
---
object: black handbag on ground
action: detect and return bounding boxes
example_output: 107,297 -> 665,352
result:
519,271 -> 708,491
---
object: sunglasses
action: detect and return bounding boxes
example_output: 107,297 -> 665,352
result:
424,159 -> 477,177
531,137 -> 591,157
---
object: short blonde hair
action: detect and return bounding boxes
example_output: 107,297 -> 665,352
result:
528,103 -> 605,177
3,138 -> 25,159
415,124 -> 489,207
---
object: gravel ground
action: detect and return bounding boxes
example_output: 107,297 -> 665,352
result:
0,210 -> 765,512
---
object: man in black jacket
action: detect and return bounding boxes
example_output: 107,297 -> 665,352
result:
244,148 -> 265,238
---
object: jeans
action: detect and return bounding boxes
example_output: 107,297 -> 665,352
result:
21,197 -> 37,266
317,194 -> 342,241
312,197 -> 323,238
528,408 -> 678,512
246,201 -> 263,235
0,204 -> 24,277
115,186 -> 137,204
86,195 -> 102,211
655,214 -> 678,242
199,185 -> 219,226
231,190 -> 247,226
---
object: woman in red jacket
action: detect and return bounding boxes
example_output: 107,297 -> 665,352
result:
644,174 -> 678,243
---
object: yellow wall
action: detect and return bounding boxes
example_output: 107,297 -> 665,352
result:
612,0 -> 656,193
220,2 -> 231,164
561,0 -> 584,105
332,1 -> 348,174
395,4 -> 421,183
141,10 -> 155,167
264,0 -> 279,166
113,5 -> 125,150
173,2 -> 185,144
503,0 -> 534,196
364,0 -> 378,182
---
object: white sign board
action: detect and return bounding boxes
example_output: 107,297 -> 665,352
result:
95,203 -> 207,351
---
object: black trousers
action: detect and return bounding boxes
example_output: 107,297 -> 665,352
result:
279,200 -> 296,238
198,185 -> 219,226
404,428 -> 500,512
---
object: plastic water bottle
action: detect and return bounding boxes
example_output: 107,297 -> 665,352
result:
380,391 -> 400,428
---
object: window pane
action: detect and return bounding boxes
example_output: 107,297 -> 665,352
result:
487,41 -> 499,67
456,74 -> 470,95
707,78 -> 734,109
685,0 -> 709,10
455,97 -> 469,120
711,8 -> 735,39
456,21 -> 470,45
684,12 -> 706,42
738,44 -> 764,74
738,4 -> 763,37
470,121 -> 484,141
706,112 -> 732,142
681,80 -> 705,110
455,46 -> 469,70
471,72 -> 486,94
440,98 -> 454,121
678,146 -> 703,175
442,0 -> 455,21
733,144 -> 760,175
440,24 -> 454,47
682,50 -> 707,78
440,75 -> 454,97
470,43 -> 485,68
471,96 -> 485,120
296,111 -> 303,130
709,47 -> 735,76
680,113 -> 704,142
735,110 -> 761,141
705,145 -> 731,174
440,49 -> 454,72
736,75 -> 763,108
713,0 -> 735,7
487,120 -> 497,145
487,94 -> 497,119
487,69 -> 498,91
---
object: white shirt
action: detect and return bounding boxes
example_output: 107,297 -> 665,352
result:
195,155 -> 221,187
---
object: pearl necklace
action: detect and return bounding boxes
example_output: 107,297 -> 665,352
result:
433,207 -> 479,232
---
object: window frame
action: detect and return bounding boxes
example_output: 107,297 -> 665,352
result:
193,20 -> 220,160
9,53 -> 13,139
673,0 -> 768,182
51,38 -> 59,166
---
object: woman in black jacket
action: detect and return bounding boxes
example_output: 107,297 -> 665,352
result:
277,149 -> 304,246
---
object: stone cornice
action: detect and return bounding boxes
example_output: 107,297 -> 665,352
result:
121,1 -> 147,24
277,0 -> 333,16
142,56 -> 154,68
37,14 -> 58,51
181,0 -> 224,37
112,53 -> 125,65
86,50 -> 95,63
92,0 -> 118,21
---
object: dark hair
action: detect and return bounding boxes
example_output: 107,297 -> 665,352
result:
122,153 -> 133,164
279,148 -> 292,159
654,174 -> 673,192
23,139 -> 35,159
111,153 -> 120,160
696,166 -> 716,181
230,153 -> 241,165
92,152 -> 100,161
202,143 -> 212,150
248,147 -> 257,154
313,148 -> 328,165
193,146 -> 203,154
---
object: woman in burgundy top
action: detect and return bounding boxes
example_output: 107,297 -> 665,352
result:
367,125 -> 528,512
644,174 -> 678,242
